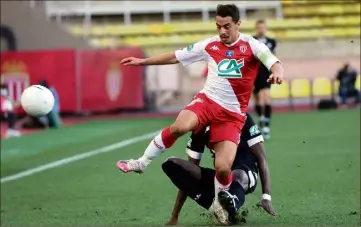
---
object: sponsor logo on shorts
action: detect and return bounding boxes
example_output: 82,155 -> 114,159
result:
186,44 -> 194,51
187,97 -> 203,107
194,194 -> 201,200
249,125 -> 261,136
153,140 -> 164,150
187,138 -> 192,147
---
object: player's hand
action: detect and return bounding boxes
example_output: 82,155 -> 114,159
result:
166,216 -> 179,225
120,57 -> 145,66
267,73 -> 283,85
257,199 -> 278,216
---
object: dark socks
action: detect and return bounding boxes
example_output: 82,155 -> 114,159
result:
255,104 -> 262,117
229,181 -> 245,211
264,104 -> 272,127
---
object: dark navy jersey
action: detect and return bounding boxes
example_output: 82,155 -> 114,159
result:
253,36 -> 277,77
253,36 -> 276,54
186,113 -> 264,172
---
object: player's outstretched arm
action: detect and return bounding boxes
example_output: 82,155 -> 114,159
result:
167,156 -> 200,225
250,143 -> 278,216
268,62 -> 284,85
120,52 -> 179,66
250,36 -> 284,84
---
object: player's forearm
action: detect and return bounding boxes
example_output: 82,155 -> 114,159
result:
142,52 -> 179,65
258,158 -> 271,195
171,190 -> 187,218
251,143 -> 271,195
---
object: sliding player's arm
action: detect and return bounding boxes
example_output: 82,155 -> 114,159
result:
250,36 -> 284,84
167,128 -> 209,225
250,142 -> 277,216
242,114 -> 277,216
121,38 -> 209,67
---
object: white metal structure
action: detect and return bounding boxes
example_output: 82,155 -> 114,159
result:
44,1 -> 283,25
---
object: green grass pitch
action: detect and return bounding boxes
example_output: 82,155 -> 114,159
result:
1,109 -> 360,226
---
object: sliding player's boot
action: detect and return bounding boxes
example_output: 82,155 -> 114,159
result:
116,159 -> 146,174
209,198 -> 229,225
218,191 -> 238,224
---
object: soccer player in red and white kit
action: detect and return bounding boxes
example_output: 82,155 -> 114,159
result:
117,4 -> 283,222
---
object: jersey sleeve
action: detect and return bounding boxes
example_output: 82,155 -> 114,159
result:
186,126 -> 210,160
249,36 -> 280,71
175,38 -> 210,66
242,114 -> 264,147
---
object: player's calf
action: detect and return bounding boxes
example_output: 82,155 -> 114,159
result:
213,141 -> 237,199
117,110 -> 199,173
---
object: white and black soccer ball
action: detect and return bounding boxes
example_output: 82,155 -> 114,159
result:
20,85 -> 55,117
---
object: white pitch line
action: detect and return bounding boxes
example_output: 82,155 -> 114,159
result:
1,130 -> 160,184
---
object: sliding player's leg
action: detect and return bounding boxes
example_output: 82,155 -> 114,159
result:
163,158 -> 249,225
162,157 -> 229,224
162,157 -> 215,209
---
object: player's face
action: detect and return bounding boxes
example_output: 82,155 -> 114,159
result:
216,16 -> 240,44
255,23 -> 267,37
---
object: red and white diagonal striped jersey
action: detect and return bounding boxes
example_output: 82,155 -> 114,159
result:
175,33 -> 280,115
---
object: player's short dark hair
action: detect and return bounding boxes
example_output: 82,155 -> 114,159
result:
0,83 -> 7,89
216,4 -> 240,23
256,19 -> 266,25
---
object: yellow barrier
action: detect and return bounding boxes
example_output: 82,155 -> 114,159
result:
283,3 -> 361,16
96,27 -> 358,47
66,16 -> 360,37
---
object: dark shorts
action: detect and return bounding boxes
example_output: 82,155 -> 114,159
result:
253,72 -> 272,94
162,158 -> 257,210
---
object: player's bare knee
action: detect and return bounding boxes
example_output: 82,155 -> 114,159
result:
263,89 -> 271,104
215,163 -> 232,178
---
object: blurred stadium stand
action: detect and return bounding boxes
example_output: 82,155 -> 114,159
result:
0,1 -> 92,51
1,0 -> 360,113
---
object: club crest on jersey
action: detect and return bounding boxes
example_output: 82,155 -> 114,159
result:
217,58 -> 244,78
239,45 -> 247,53
225,50 -> 234,57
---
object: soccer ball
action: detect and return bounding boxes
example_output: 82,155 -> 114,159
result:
20,85 -> 55,117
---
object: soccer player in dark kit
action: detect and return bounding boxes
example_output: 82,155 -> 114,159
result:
252,19 -> 277,139
162,113 -> 277,225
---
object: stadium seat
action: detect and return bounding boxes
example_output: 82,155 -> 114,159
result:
312,78 -> 332,96
356,75 -> 360,90
270,81 -> 290,99
291,79 -> 311,98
